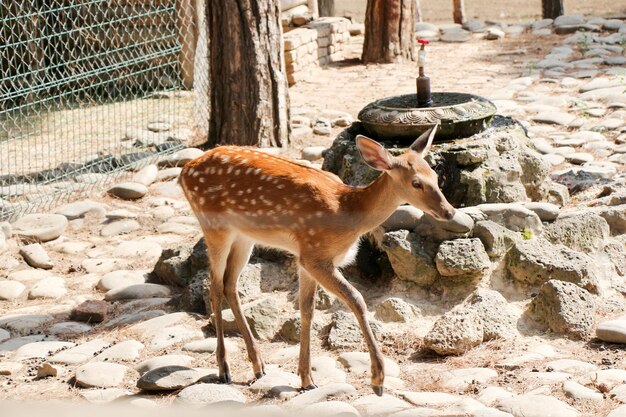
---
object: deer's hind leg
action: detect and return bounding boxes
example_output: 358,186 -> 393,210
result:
297,267 -> 318,390
222,236 -> 266,379
203,228 -> 236,384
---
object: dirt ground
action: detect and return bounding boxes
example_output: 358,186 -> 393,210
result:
334,0 -> 626,24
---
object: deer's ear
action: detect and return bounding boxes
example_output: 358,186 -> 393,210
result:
355,135 -> 394,171
409,124 -> 439,157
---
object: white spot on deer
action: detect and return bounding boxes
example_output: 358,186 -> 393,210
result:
257,186 -> 264,191
207,167 -> 215,174
277,184 -> 285,189
222,155 -> 231,163
250,199 -> 256,205
227,166 -> 233,174
220,201 -> 226,206
199,177 -> 206,183
234,169 -> 241,175
314,242 -> 321,248
245,167 -> 253,175
254,168 -> 262,175
307,229 -> 316,236
221,191 -> 229,197
246,188 -> 252,194
199,197 -> 206,205
237,190 -> 244,196
230,183 -> 236,188
193,186 -> 199,191
240,159 -> 248,165
217,168 -> 223,175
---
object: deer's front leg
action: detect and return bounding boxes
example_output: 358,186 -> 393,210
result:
297,267 -> 318,390
301,258 -> 385,396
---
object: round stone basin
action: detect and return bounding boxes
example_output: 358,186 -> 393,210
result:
358,92 -> 497,142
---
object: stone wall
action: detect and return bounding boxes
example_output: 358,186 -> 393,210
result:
283,17 -> 351,85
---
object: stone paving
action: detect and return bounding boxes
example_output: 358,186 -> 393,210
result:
0,14 -> 625,417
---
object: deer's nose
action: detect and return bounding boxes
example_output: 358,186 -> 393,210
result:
444,207 -> 455,220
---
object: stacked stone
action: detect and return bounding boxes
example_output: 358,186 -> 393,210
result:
283,17 -> 351,85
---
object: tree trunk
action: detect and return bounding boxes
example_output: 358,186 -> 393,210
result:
542,0 -> 564,19
318,0 -> 334,16
452,0 -> 465,24
362,0 -> 416,64
415,0 -> 422,23
205,0 -> 289,148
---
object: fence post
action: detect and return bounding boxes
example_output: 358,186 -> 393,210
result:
178,0 -> 197,90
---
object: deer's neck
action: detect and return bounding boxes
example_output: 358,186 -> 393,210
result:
341,173 -> 403,234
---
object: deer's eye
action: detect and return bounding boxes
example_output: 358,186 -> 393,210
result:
412,180 -> 422,189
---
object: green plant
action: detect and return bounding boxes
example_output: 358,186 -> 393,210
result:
520,228 -> 532,240
576,32 -> 592,57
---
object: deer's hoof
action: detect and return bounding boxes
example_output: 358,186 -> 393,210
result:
302,384 -> 318,391
372,385 -> 384,397
219,372 -> 232,384
254,370 -> 266,380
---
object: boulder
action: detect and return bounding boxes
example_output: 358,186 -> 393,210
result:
465,288 -> 518,341
435,238 -> 491,280
218,297 -> 280,341
476,203 -> 543,236
423,309 -> 484,355
543,212 -> 609,253
381,230 -> 438,286
528,280 -> 596,340
473,220 -> 519,258
507,238 -> 599,293
375,297 -> 420,322
327,311 -> 383,349
152,245 -> 194,286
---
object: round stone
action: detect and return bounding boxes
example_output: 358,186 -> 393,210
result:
13,341 -> 76,360
596,319 -> 626,344
176,383 -> 245,406
100,220 -> 141,237
147,122 -> 171,132
49,321 -> 92,336
104,283 -> 172,301
107,182 -> 148,200
133,165 -> 159,186
135,354 -> 195,375
28,277 -> 67,299
12,213 -> 68,242
75,362 -> 129,388
93,340 -> 145,362
98,270 -> 147,292
137,366 -> 212,391
0,281 -> 27,300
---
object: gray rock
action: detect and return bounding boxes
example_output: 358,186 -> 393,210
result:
98,270 -> 147,292
75,362 -> 129,388
107,182 -> 148,200
528,280 -> 595,340
463,19 -> 486,32
147,122 -> 171,132
532,112 -> 577,126
54,200 -> 107,220
375,297 -> 420,322
465,289 -> 518,341
137,365 -> 211,391
563,380 -> 603,401
473,220 -> 520,258
476,203 -> 543,235
133,165 -> 159,186
423,309 -> 484,355
100,220 -> 141,237
414,211 -> 475,242
286,383 -> 357,408
327,311 -> 383,349
596,319 -> 626,344
435,238 -> 490,279
507,238 -> 599,292
0,281 -> 27,301
152,244 -> 194,287
13,341 -> 75,360
12,213 -> 68,242
301,401 -> 360,417
546,359 -> 597,375
590,204 -> 626,235
105,283 -> 172,301
135,355 -> 195,375
382,206 -> 424,231
49,339 -> 111,364
485,28 -> 505,40
554,14 -> 585,26
20,243 -> 53,269
542,213 -> 609,253
176,383 -> 245,406
0,314 -> 55,333
218,297 -> 280,341
441,29 -> 471,42
381,230 -> 438,286
146,325 -> 204,350
93,340 -> 145,362
71,300 -> 110,323
338,351 -> 400,378
248,368 -> 300,396
156,167 -> 183,182
497,394 -> 579,417
49,321 -> 92,336
183,338 -> 239,354
440,367 -> 498,391
521,202 -> 560,222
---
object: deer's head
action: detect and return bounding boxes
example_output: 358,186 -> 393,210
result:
356,125 -> 455,221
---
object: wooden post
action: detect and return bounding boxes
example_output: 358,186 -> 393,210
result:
452,0 -> 465,24
307,0 -> 319,18
415,0 -> 422,22
178,0 -> 197,90
542,0 -> 563,19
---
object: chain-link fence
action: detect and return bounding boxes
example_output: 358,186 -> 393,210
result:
0,0 -> 208,221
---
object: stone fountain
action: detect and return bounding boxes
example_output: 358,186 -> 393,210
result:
322,40 -> 568,209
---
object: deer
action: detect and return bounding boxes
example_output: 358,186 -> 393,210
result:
179,124 -> 455,396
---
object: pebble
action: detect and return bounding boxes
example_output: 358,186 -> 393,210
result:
98,270 -> 148,291
107,182 -> 149,200
75,362 -> 129,388
135,354 -> 195,375
12,213 -> 68,242
93,340 -> 145,362
145,325 -> 204,350
338,352 -> 401,377
19,243 -> 53,269
54,200 -> 107,220
100,220 -> 141,237
71,300 -> 111,323
596,319 -> 626,343
28,276 -> 67,299
13,341 -> 75,360
82,258 -> 129,274
137,366 -> 213,391
129,312 -> 191,333
49,321 -> 92,336
563,380 -> 603,401
182,337 -> 239,354
49,339 -> 111,365
36,362 -> 58,378
104,283 -> 172,301
132,165 -> 159,186
286,383 -> 357,408
497,394 -> 578,417
353,394 -> 413,416
176,383 -> 245,407
80,388 -> 133,404
0,280 -> 27,300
